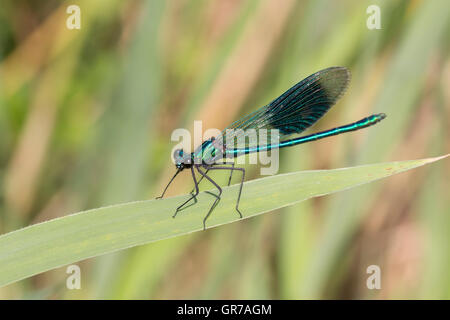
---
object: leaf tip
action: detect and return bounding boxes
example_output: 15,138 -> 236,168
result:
424,154 -> 450,164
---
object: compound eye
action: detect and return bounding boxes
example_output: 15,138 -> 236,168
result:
173,148 -> 184,161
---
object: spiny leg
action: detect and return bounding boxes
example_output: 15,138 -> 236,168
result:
220,158 -> 236,186
173,166 -> 199,218
189,168 -> 209,194
204,165 -> 245,218
196,166 -> 222,230
210,159 -> 235,186
226,162 -> 235,186
189,162 -> 233,192
156,169 -> 181,199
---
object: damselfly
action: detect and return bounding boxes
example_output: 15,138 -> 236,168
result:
157,67 -> 386,229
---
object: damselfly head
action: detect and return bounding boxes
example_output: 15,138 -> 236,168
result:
173,148 -> 192,170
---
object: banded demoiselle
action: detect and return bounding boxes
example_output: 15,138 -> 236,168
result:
157,67 -> 386,229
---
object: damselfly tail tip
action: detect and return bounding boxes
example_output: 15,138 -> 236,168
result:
374,113 -> 387,122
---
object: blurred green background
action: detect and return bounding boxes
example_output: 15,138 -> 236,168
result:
0,0 -> 449,299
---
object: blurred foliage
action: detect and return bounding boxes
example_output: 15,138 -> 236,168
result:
0,0 -> 449,299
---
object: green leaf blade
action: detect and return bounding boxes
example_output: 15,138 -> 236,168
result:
0,155 -> 447,287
